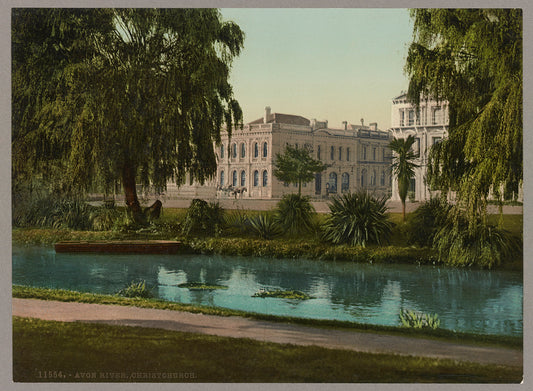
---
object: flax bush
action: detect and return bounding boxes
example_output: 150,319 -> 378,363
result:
322,192 -> 393,247
275,194 -> 316,236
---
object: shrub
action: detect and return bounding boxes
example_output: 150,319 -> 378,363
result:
322,192 -> 393,247
275,194 -> 316,235
116,280 -> 153,298
399,309 -> 440,330
182,199 -> 225,237
406,197 -> 451,246
248,212 -> 283,240
224,208 -> 251,236
433,214 -> 522,269
91,206 -> 123,231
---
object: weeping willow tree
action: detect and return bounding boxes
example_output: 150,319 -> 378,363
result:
405,9 -> 522,224
405,9 -> 522,267
12,8 -> 244,219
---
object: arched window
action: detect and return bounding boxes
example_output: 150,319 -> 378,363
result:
317,145 -> 321,160
253,170 -> 259,186
232,143 -> 237,158
328,172 -> 337,193
262,142 -> 268,158
330,146 -> 335,160
339,147 -> 342,161
371,170 -> 376,186
346,147 -> 350,161
341,173 -> 349,192
232,170 -> 237,187
380,171 -> 385,186
262,170 -> 268,186
220,170 -> 225,186
220,145 -> 225,160
240,170 -> 246,187
241,143 -> 246,158
360,169 -> 366,187
254,142 -> 259,158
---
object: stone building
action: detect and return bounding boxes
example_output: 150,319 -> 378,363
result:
388,93 -> 449,202
166,106 -> 392,200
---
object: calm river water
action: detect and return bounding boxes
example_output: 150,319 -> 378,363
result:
12,245 -> 523,336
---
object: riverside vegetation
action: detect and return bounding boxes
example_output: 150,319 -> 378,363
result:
12,192 -> 523,270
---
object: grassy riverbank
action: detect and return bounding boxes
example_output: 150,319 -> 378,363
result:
13,285 -> 523,349
12,316 -> 522,383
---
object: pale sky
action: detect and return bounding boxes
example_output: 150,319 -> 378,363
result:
220,8 -> 413,130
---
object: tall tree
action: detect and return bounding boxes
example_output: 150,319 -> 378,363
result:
390,135 -> 419,221
273,145 -> 327,196
404,9 -> 522,224
12,9 -> 244,219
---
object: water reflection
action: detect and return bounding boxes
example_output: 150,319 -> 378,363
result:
12,246 -> 523,336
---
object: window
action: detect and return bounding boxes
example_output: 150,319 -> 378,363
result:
317,145 -> 321,160
254,142 -> 259,158
414,138 -> 420,155
232,143 -> 237,158
373,148 -> 376,161
408,110 -> 415,126
341,173 -> 349,192
432,107 -> 441,125
360,169 -> 366,187
253,170 -> 259,186
262,142 -> 268,158
220,170 -> 225,186
346,147 -> 350,161
330,146 -> 335,160
339,147 -> 342,161
220,145 -> 225,160
328,172 -> 337,193
232,170 -> 237,187
380,171 -> 386,186
363,146 -> 367,160
400,110 -> 405,126
262,170 -> 268,186
416,108 -> 420,125
240,170 -> 246,186
370,170 -> 376,186
240,143 -> 246,158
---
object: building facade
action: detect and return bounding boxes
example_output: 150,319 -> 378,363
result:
388,93 -> 449,202
166,107 -> 392,200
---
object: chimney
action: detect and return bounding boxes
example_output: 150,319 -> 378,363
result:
342,121 -> 348,130
264,106 -> 271,124
360,118 -> 364,127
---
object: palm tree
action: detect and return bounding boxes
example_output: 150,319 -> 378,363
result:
390,135 -> 419,221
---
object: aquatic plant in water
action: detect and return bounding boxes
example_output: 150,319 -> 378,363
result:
399,308 -> 440,330
177,282 -> 229,290
117,280 -> 153,298
252,288 -> 313,300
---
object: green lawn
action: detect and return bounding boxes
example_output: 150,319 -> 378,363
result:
13,317 -> 522,383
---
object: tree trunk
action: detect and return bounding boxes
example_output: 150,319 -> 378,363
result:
298,180 -> 302,196
122,162 -> 143,220
402,200 -> 406,222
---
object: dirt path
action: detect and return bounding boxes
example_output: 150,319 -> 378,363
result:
13,298 -> 522,367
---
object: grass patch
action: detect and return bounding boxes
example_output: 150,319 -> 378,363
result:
12,285 -> 523,350
177,282 -> 228,290
13,317 -> 522,383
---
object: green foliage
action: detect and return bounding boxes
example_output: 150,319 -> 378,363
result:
248,213 -> 283,240
406,198 -> 451,246
406,9 -> 522,222
389,135 -> 419,220
224,208 -> 252,236
433,214 -> 522,269
399,309 -> 441,330
252,289 -> 313,300
116,280 -> 153,298
12,9 -> 244,213
275,194 -> 316,236
182,199 -> 225,237
273,145 -> 327,195
322,192 -> 393,247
